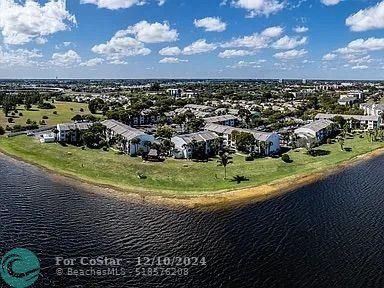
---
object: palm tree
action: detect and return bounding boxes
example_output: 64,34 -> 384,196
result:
338,138 -> 345,151
217,151 -> 233,180
143,141 -> 151,153
131,138 -> 141,155
52,128 -> 59,142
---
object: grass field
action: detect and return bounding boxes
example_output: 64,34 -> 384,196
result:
0,101 -> 91,128
0,134 -> 383,196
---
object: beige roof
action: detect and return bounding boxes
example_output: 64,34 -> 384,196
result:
102,119 -> 147,141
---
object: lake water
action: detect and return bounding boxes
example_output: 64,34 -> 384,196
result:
0,154 -> 384,288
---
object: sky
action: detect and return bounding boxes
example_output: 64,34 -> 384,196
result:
0,0 -> 384,79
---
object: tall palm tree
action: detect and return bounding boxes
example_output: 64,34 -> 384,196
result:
217,152 -> 233,180
131,138 -> 141,155
52,128 -> 59,142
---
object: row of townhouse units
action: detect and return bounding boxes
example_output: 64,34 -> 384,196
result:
102,119 -> 155,156
204,123 -> 281,156
360,103 -> 384,117
171,131 -> 220,159
315,113 -> 381,130
56,122 -> 92,143
203,115 -> 239,127
294,119 -> 335,143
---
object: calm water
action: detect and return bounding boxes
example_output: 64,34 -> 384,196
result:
0,154 -> 384,288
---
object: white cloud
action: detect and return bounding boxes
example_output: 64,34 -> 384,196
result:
322,53 -> 337,61
109,59 -> 128,65
261,26 -> 284,38
0,48 -> 42,66
222,26 -> 283,49
218,49 -> 255,58
274,49 -> 307,60
321,0 -> 341,6
232,0 -> 285,17
293,26 -> 309,33
346,1 -> 384,32
182,39 -> 217,55
0,0 -> 76,45
194,17 -> 227,32
80,58 -> 104,67
348,55 -> 372,65
92,32 -> 151,61
122,21 -> 178,43
80,0 -> 146,10
351,65 -> 368,70
157,0 -> 166,5
159,46 -> 181,56
337,38 -> 384,54
51,50 -> 81,67
159,57 -> 188,64
272,36 -> 307,50
227,60 -> 265,68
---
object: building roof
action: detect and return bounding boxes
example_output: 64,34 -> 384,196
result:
315,113 -> 380,122
338,97 -> 357,103
102,119 -> 147,141
184,104 -> 213,111
295,119 -> 333,133
172,131 -> 219,145
204,123 -> 276,142
204,115 -> 239,123
57,122 -> 92,131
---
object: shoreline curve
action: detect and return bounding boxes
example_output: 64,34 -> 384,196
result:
1,147 -> 383,209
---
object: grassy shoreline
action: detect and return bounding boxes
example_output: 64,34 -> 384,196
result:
0,135 -> 383,207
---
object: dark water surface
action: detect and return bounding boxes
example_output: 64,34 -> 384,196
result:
1,154 -> 384,288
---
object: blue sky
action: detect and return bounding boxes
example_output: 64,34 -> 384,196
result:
0,0 -> 383,79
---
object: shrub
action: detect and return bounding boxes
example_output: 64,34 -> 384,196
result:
232,175 -> 249,184
245,155 -> 254,161
80,108 -> 84,112
19,113 -> 23,117
7,118 -> 13,123
39,120 -> 46,125
53,111 -> 58,115
282,154 -> 291,163
38,102 -> 55,109
0,126 -> 5,135
42,116 -> 49,119
137,171 -> 147,179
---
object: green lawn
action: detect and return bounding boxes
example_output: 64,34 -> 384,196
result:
0,101 -> 92,128
0,134 -> 383,196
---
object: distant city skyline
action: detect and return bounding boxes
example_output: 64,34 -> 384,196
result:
0,0 -> 384,79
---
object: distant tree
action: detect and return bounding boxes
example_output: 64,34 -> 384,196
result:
150,83 -> 161,91
156,125 -> 175,139
187,117 -> 205,133
71,114 -> 83,122
232,131 -> 255,153
160,139 -> 174,156
81,123 -> 106,148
